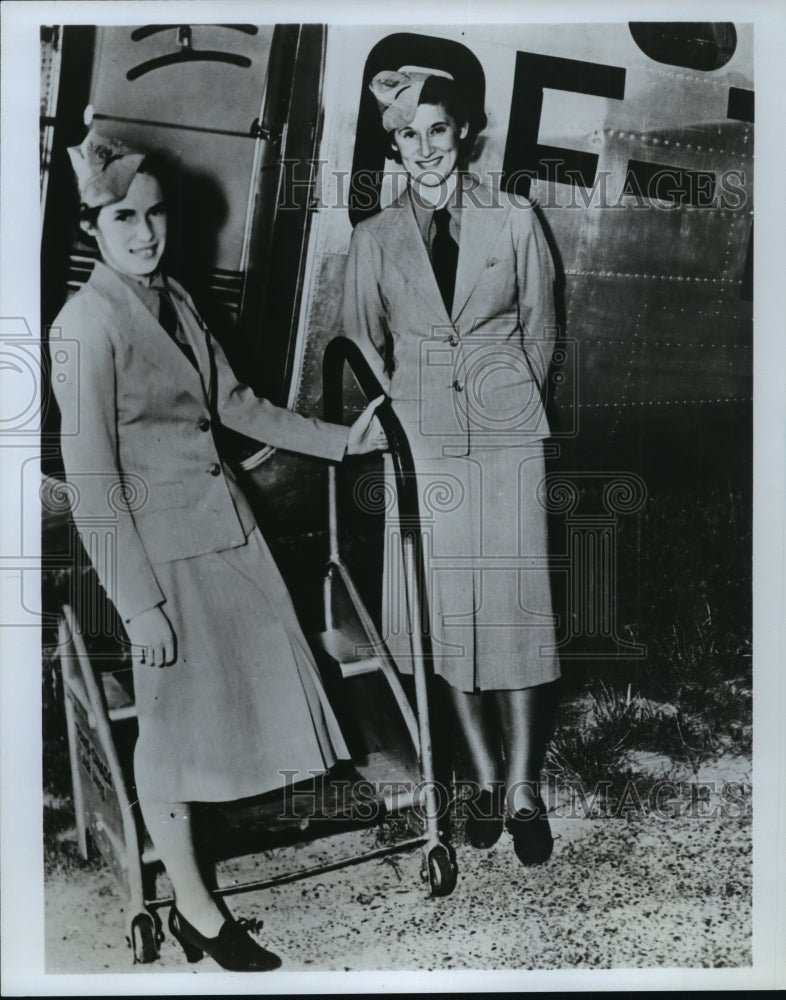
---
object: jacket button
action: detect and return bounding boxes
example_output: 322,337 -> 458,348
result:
198,417 -> 211,432
452,379 -> 464,392
208,463 -> 221,476
448,334 -> 459,347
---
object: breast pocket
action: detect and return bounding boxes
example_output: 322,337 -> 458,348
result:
474,255 -> 517,312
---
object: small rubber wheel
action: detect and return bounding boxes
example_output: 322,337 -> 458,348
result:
426,845 -> 457,897
130,911 -> 158,964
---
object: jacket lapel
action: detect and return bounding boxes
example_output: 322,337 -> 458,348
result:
161,275 -> 214,385
382,193 -> 453,324
382,179 -> 511,328
89,262 -> 211,393
452,179 -> 510,324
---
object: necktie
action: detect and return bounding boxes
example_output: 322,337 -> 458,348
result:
157,286 -> 261,466
157,289 -> 198,370
431,206 -> 459,315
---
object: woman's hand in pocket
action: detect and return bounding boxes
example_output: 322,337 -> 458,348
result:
346,396 -> 388,455
126,606 -> 177,667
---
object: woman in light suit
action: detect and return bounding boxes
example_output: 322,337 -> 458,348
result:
343,69 -> 560,865
52,131 -> 386,970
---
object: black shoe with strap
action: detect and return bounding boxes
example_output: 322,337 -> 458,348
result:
464,787 -> 504,850
506,794 -> 554,866
168,906 -> 282,971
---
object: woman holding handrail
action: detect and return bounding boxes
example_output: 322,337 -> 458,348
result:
343,67 -> 560,865
51,130 -> 386,970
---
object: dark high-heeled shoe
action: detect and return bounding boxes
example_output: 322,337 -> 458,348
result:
506,795 -> 553,866
168,906 -> 282,971
464,788 -> 504,849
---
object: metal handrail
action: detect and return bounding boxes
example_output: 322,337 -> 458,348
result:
322,336 -> 429,634
322,336 -> 439,808
59,606 -> 151,915
323,336 -> 422,527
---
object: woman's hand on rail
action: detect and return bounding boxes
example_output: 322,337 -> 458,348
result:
126,606 -> 177,667
345,395 -> 389,455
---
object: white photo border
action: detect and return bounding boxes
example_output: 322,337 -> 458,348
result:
2,0 -> 784,994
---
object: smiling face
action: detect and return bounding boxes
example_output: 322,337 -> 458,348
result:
82,171 -> 167,278
392,102 -> 469,188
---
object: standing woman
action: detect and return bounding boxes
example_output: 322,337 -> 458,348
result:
343,68 -> 560,865
52,131 -> 386,970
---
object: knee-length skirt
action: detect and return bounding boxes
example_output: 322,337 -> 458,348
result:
380,444 -> 560,693
132,526 -> 349,803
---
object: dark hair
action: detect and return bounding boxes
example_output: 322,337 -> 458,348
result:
78,203 -> 101,230
387,74 -> 487,165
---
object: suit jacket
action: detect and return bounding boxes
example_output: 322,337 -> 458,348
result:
343,177 -> 557,459
51,261 -> 349,623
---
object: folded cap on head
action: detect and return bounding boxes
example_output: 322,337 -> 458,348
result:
67,129 -> 147,208
369,66 -> 455,131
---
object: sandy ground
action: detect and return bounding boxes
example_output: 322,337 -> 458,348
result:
44,755 -> 751,976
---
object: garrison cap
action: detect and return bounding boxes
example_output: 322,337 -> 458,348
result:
67,129 -> 147,208
369,66 -> 455,131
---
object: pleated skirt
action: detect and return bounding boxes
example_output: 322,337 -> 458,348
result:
381,445 -> 561,693
132,526 -> 349,803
